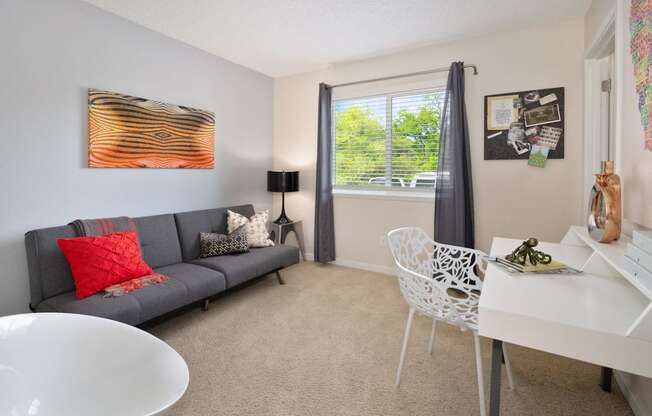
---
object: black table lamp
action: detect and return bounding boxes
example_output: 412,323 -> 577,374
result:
267,170 -> 299,224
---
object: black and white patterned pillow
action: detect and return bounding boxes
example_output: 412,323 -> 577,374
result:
227,209 -> 274,248
199,226 -> 249,258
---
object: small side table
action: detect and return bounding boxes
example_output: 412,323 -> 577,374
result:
270,220 -> 306,261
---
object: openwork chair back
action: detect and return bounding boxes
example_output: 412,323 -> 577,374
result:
387,227 -> 486,331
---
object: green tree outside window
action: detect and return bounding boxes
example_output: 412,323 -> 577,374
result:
334,92 -> 442,187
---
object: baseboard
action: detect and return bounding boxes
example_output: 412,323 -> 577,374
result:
333,258 -> 395,276
615,371 -> 649,416
303,252 -> 394,276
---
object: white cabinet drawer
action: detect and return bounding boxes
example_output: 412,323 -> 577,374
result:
623,255 -> 652,292
632,230 -> 652,254
626,243 -> 652,274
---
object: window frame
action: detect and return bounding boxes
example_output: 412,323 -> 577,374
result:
330,86 -> 445,198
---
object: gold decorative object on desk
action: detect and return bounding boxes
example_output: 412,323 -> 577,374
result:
588,160 -> 622,243
505,238 -> 551,266
496,238 -> 565,273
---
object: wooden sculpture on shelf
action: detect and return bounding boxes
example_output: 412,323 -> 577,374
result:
588,160 -> 622,243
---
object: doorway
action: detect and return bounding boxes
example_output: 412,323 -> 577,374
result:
583,13 -> 616,216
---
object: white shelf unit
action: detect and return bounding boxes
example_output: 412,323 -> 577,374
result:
562,226 -> 652,342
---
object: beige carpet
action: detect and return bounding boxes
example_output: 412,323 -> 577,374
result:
149,262 -> 633,416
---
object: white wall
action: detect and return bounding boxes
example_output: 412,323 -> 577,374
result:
585,1 -> 652,414
273,19 -> 585,270
0,0 -> 274,315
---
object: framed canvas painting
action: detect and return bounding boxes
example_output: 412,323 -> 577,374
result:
88,89 -> 215,168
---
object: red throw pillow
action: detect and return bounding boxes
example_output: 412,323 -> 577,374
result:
57,231 -> 153,299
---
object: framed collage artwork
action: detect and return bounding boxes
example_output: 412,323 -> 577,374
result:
484,87 -> 565,165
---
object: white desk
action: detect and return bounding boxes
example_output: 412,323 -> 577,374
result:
479,228 -> 652,416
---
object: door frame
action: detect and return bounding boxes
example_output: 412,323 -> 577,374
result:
583,1 -> 621,219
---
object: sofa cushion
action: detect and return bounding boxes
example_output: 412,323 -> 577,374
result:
37,291 -> 142,326
199,227 -> 249,258
25,225 -> 78,307
249,245 -> 300,274
174,205 -> 255,262
191,245 -> 300,288
135,214 -> 183,268
37,263 -> 226,325
126,275 -> 190,323
191,254 -> 257,288
154,263 -> 226,304
227,210 -> 274,247
57,231 -> 154,299
38,278 -> 186,325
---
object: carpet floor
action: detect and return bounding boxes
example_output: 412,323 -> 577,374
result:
150,262 -> 634,416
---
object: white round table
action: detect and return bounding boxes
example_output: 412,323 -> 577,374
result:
0,313 -> 189,416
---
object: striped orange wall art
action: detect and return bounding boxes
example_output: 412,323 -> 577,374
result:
88,89 -> 215,168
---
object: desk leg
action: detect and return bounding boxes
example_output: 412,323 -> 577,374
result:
490,339 -> 503,416
600,367 -> 613,393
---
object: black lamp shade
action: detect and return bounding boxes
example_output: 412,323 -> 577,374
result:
267,171 -> 299,193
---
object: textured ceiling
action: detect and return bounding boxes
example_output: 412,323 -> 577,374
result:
83,0 -> 591,77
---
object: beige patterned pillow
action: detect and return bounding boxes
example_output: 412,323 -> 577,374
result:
227,210 -> 274,248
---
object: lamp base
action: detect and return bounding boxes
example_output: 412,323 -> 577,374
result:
273,212 -> 292,225
273,191 -> 293,224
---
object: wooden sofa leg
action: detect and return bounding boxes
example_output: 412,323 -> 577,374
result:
202,299 -> 210,311
276,271 -> 286,285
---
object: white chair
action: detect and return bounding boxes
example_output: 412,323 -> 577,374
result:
387,227 -> 514,416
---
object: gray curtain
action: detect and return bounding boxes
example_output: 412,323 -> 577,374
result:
314,83 -> 336,262
434,62 -> 475,248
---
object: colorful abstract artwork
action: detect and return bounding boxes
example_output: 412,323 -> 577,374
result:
88,89 -> 215,168
630,0 -> 652,151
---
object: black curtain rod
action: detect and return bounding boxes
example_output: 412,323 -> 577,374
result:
331,64 -> 478,88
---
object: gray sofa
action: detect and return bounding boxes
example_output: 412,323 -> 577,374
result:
24,204 -> 300,326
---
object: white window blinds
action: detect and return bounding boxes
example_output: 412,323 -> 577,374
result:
332,88 -> 444,190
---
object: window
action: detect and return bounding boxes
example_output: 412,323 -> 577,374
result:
332,88 -> 444,193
